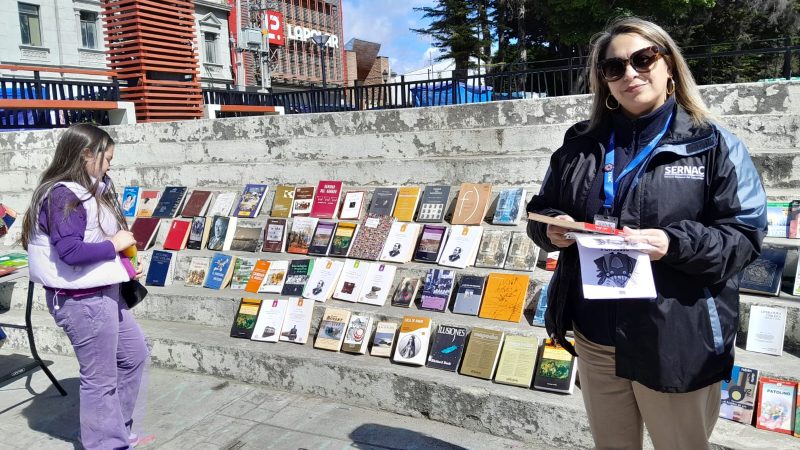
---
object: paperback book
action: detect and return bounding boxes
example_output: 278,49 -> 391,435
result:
533,338 -> 578,394
121,186 -> 140,217
286,217 -> 319,254
437,225 -> 483,269
229,224 -> 264,252
531,283 -> 549,327
413,224 -> 448,263
206,216 -> 233,251
348,214 -> 394,261
245,260 -> 271,293
270,185 -> 295,218
494,335 -> 539,387
451,182 -> 492,225
328,222 -> 358,257
314,307 -> 351,351
152,186 -> 188,219
479,272 -> 530,323
492,187 -> 526,225
281,259 -> 314,296
131,217 -> 161,251
379,222 -> 421,263
745,305 -> 787,356
452,275 -> 486,316
416,185 -> 450,223
420,269 -> 456,312
180,190 -> 212,218
309,180 -> 343,219
230,257 -> 257,290
339,190 -> 366,220
308,221 -> 337,256
358,262 -> 397,306
233,184 -> 269,218
136,189 -> 161,217
503,231 -> 539,272
370,321 -> 398,357
291,186 -> 315,217
251,299 -> 289,343
719,365 -> 760,425
392,316 -> 433,366
392,186 -> 421,222
162,219 -> 192,250
766,201 -> 791,238
207,191 -> 237,217
230,298 -> 262,339
459,327 -> 504,380
261,218 -> 287,253
186,216 -> 211,250
755,377 -> 797,434
341,314 -> 374,354
302,257 -> 344,302
474,229 -> 512,269
203,253 -> 237,290
145,250 -> 175,287
368,187 -> 398,216
184,256 -> 210,287
258,260 -> 289,294
426,324 -> 468,372
279,297 -> 315,344
391,277 -> 421,308
333,259 -> 370,302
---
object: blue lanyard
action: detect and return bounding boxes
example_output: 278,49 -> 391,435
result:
602,112 -> 672,211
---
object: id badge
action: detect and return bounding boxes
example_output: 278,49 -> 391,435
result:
593,214 -> 618,229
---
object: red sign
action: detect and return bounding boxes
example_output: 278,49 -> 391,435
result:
266,10 -> 285,47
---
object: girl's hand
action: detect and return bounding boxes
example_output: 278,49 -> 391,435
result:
134,261 -> 144,280
546,215 -> 577,248
623,226 -> 669,261
111,230 -> 136,252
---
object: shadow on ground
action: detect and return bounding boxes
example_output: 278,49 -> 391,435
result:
349,423 -> 468,450
13,369 -> 81,449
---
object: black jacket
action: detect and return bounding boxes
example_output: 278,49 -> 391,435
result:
526,105 -> 767,393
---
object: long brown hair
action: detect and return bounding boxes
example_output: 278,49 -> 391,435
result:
21,124 -> 126,249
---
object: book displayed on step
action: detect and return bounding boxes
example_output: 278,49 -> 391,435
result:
348,214 -> 394,261
307,221 -> 337,256
755,377 -> 797,434
204,253 -> 237,290
739,247 -> 787,296
152,186 -> 188,218
339,190 -> 366,220
270,185 -> 295,218
745,304 -> 787,356
379,222 -> 421,263
531,283 -> 549,327
0,252 -> 27,269
719,365 -> 759,425
206,216 -> 234,251
310,180 -> 343,219
341,314 -> 374,354
333,259 -> 370,302
180,190 -> 212,218
245,260 -> 271,293
163,219 -> 192,250
391,277 -> 421,308
358,262 -> 397,306
261,218 -> 287,253
136,189 -> 161,218
494,335 -> 539,387
121,186 -> 140,217
131,217 -> 161,251
258,260 -> 289,294
533,338 -> 578,394
417,185 -> 450,223
504,231 -> 539,272
420,268 -> 456,312
413,224 -> 449,263
392,186 -> 421,222
474,229 -> 512,269
392,316 -> 433,366
286,217 -> 319,254
230,257 -> 257,290
251,299 -> 289,343
230,298 -> 262,339
207,191 -> 237,218
788,199 -> 800,239
371,321 -> 398,357
281,259 -> 314,296
302,257 -> 344,302
280,297 -> 315,344
766,201 -> 791,238
479,272 -> 530,323
459,327 -> 504,380
0,204 -> 16,240
451,183 -> 492,225
368,187 -> 399,217
314,307 -> 351,351
492,187 -> 526,225
452,275 -> 486,316
229,224 -> 263,252
328,221 -> 358,257
184,256 -> 211,287
291,186 -> 316,217
426,324 -> 468,372
145,250 -> 175,286
794,254 -> 800,297
233,184 -> 268,218
186,216 -> 211,250
437,225 -> 482,269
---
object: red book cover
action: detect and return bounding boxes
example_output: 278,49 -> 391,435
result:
755,377 -> 797,435
163,219 -> 192,250
131,217 -> 161,251
181,190 -> 212,218
310,180 -> 343,219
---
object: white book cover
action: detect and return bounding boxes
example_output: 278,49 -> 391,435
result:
339,191 -> 366,220
392,317 -> 433,366
332,259 -> 371,302
745,305 -> 787,356
379,222 -> 421,263
221,217 -> 239,251
279,297 -> 316,344
371,321 -> 398,357
573,233 -> 656,300
258,260 -> 289,293
341,315 -> 374,354
207,192 -> 237,217
250,299 -> 289,343
437,225 -> 483,269
302,257 -> 344,302
794,250 -> 800,296
358,263 -> 397,306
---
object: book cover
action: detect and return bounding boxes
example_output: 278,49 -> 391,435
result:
333,259 -> 370,302
206,216 -> 232,251
417,185 -> 451,223
291,186 -> 316,217
262,218 -> 287,253
270,185 -> 295,218
451,183 -> 492,225
302,257 -> 344,302
474,230 -> 512,269
370,321 -> 398,357
392,316 -> 433,366
152,186 -> 188,219
420,269 -> 456,312
533,338 -> 578,394
379,222 -> 421,263
766,201 -> 791,238
341,315 -> 374,354
368,187 -> 398,217
233,184 -> 269,218
279,297 -> 315,344
796,389 -> 800,437
245,260 -> 271,293
437,225 -> 483,269
413,224 -> 448,263
145,250 -> 174,287
794,255 -> 800,297
130,217 -> 160,251
358,263 -> 397,306
546,251 -> 559,271
251,299 -> 289,343
207,192 -> 237,218
281,259 -> 314,296
314,307 -> 351,351
230,257 -> 257,290
494,335 -> 539,387
136,189 -> 161,217
203,253 -> 237,290
459,327 -> 504,380
328,222 -> 358,257
287,217 -> 319,254
492,187 -> 526,225
391,277 -> 421,308
184,256 -> 211,287
348,214 -> 394,261
121,186 -> 140,218
0,252 -> 27,268
788,199 -> 800,239
310,180 -> 343,219
180,190 -> 212,218
392,186 -> 421,222
163,219 -> 191,250
186,216 -> 211,250
479,273 -> 530,323
739,248 -> 787,296
426,325 -> 468,372
719,365 -> 760,424
230,298 -> 262,339
531,283 -> 549,327
755,377 -> 797,434
452,275 -> 486,316
339,190 -> 366,220
258,260 -> 289,294
503,231 -> 539,272
229,224 -> 264,252
0,204 -> 16,238
745,305 -> 787,356
308,221 -> 337,256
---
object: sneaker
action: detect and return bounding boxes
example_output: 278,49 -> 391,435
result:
129,433 -> 156,448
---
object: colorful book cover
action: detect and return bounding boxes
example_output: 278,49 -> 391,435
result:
416,185 -> 450,223
152,186 -> 188,219
788,199 -> 800,239
479,272 -> 530,322
392,186 -> 421,222
0,203 -> 17,233
136,189 -> 161,218
230,257 -> 257,290
341,314 -> 374,354
370,321 -> 398,357
162,219 -> 191,250
426,325 -> 468,371
186,216 -> 209,250
230,298 -> 262,339
121,186 -> 140,218
755,377 -> 797,434
245,260 -> 271,293
286,217 -> 319,254
314,307 -> 351,351
262,218 -> 287,253
0,252 -> 28,268
533,338 -> 577,394
392,316 -> 432,366
308,221 -> 337,256
184,256 -> 211,287
258,260 -> 289,294
413,224 -> 448,263
420,269 -> 455,312
328,222 -> 358,257
144,250 -> 173,287
233,184 -> 269,218
391,277 -> 421,308
492,187 -> 526,225
203,253 -> 236,290
348,214 -> 394,261
531,283 -> 549,327
719,365 -> 759,424
291,186 -> 316,217
270,185 -> 295,218
766,201 -> 791,238
280,259 -> 314,296
310,180 -> 343,219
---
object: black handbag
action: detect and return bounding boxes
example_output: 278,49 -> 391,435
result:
120,280 -> 148,309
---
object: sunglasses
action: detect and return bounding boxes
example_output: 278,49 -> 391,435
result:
598,46 -> 668,82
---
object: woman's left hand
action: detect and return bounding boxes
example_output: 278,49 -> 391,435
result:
623,227 -> 669,261
134,261 -> 144,280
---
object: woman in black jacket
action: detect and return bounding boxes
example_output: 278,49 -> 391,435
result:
527,17 -> 767,449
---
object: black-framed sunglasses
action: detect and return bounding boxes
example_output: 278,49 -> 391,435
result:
597,45 -> 668,82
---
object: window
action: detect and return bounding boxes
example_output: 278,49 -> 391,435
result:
80,11 -> 98,49
18,3 -> 42,46
204,32 -> 217,64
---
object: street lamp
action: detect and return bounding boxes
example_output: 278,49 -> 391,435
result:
310,34 -> 330,88
382,69 -> 389,83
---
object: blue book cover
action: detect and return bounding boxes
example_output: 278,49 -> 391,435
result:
493,187 -> 525,225
145,250 -> 174,287
233,184 -> 269,218
452,275 -> 486,315
152,186 -> 188,218
121,186 -> 140,218
532,283 -> 549,327
739,248 -> 787,296
765,201 -> 790,238
204,253 -> 235,289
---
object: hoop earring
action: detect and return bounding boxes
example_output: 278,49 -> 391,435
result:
666,77 -> 676,95
605,94 -> 619,110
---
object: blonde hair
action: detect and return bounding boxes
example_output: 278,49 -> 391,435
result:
586,17 -> 711,131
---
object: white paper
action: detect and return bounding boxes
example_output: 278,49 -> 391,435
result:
574,233 -> 656,300
745,305 -> 787,356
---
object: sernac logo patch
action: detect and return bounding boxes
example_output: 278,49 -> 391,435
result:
664,165 -> 705,180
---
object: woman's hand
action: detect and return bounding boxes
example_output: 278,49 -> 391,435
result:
623,226 -> 669,261
111,230 -> 136,252
134,261 -> 144,280
546,215 -> 576,248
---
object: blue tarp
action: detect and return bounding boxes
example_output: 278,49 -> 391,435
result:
410,81 -> 493,107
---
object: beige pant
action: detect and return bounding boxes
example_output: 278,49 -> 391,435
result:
575,331 -> 721,450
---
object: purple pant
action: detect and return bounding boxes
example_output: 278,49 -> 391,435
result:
47,285 -> 149,450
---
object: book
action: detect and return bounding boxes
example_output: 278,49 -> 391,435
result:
437,225 -> 483,269
206,216 -> 233,251
739,248 -> 787,296
121,186 -> 140,217
766,201 -> 791,238
245,260 -> 271,293
184,256 -> 211,287
358,262 -> 397,306
794,251 -> 800,297
229,224 -> 263,252
130,217 -> 160,251
348,214 -> 394,261
479,272 -> 530,323
420,269 -> 456,312
417,185 -> 450,223
0,252 -> 27,268
152,186 -> 188,219
281,259 -> 314,296
503,231 -> 539,272
145,250 -> 175,287
796,389 -> 800,437
162,219 -> 191,250
291,186 -> 316,217
270,185 -> 295,218
230,298 -> 262,339
546,251 -> 559,271
494,335 -> 539,387
789,199 -> 800,239
527,212 -> 625,236
341,314 -> 374,354
314,307 -> 351,351
180,190 -> 212,218
451,183 -> 492,225
474,229 -> 512,269
308,221 -> 337,256
186,216 -> 212,250
370,321 -> 398,357
261,218 -> 287,253
413,224 -> 449,263
426,325 -> 468,372
332,259 -> 370,302
136,189 -> 160,217
492,187 -> 526,225
533,338 -> 578,394
302,257 -> 344,302
379,222 -> 421,263
459,327 -> 504,380
251,299 -> 289,343
279,297 -> 315,344
745,305 -> 787,356
719,365 -> 759,425
203,253 -> 237,290
258,260 -> 289,294
392,186 -> 421,222
755,377 -> 797,434
328,222 -> 358,257
286,217 -> 319,254
452,275 -> 486,316
310,180 -> 343,219
368,187 -> 398,216
231,184 -> 268,218
531,283 -> 549,327
339,190 -> 366,220
230,257 -> 257,290
207,191 -> 237,218
391,277 -> 421,308
0,204 -> 16,239
392,316 -> 433,366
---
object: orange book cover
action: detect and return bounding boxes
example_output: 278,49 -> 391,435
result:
451,183 -> 492,225
245,260 -> 271,293
392,186 -> 421,222
478,272 -> 530,322
163,219 -> 192,250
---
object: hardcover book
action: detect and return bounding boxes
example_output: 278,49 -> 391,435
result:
207,191 -> 237,218
392,316 -> 433,366
392,186 -> 421,222
270,185 -> 295,218
479,272 -> 530,323
251,299 -> 289,343
261,218 -> 287,253
739,247 -> 787,296
230,257 -> 257,290
370,321 -> 398,357
184,256 -> 211,287
437,225 -> 483,269
206,216 -> 233,251
417,185 -> 450,223
766,201 -> 790,238
533,338 -> 578,394
368,187 -> 398,217
426,325 -> 468,372
186,216 -> 211,250
286,217 -> 319,254
233,184 -> 269,218
339,190 -> 366,220
314,307 -> 351,351
341,314 -> 374,354
291,186 -> 316,217
451,183 -> 492,225
420,269 -> 456,312
180,190 -> 212,218
492,187 -> 526,225
121,186 -> 140,217
279,297 -> 315,344
391,277 -> 421,308
459,327 -> 504,380
230,298 -> 262,339
755,377 -> 797,434
136,189 -> 160,217
302,257 -> 344,302
145,250 -> 175,287
503,231 -> 539,272
332,259 -> 370,302
413,224 -> 449,263
152,186 -> 188,219
229,224 -> 264,252
379,222 -> 421,263
745,305 -> 787,356
245,260 -> 271,293
328,222 -> 358,257
280,259 -> 314,296
719,365 -> 760,425
310,180 -> 343,219
203,253 -> 237,290
494,335 -> 539,387
348,214 -> 394,261
258,260 -> 289,294
131,217 -> 161,251
358,263 -> 397,306
308,221 -> 337,256
452,275 -> 486,316
163,219 -> 191,250
531,283 -> 549,327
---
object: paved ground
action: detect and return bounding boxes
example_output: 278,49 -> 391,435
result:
0,349 -> 536,450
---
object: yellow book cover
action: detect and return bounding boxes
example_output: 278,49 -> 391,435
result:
451,183 -> 492,225
459,327 -> 504,379
314,307 -> 351,351
494,335 -> 539,387
271,185 -> 295,218
478,272 -> 530,322
393,186 -> 421,222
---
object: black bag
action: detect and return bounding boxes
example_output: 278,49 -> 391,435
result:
120,280 -> 148,309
